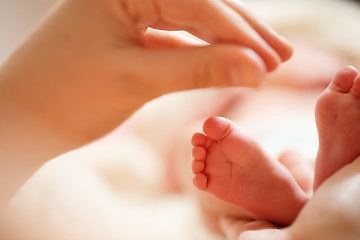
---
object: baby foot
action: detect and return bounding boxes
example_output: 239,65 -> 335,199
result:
314,66 -> 360,190
191,117 -> 308,225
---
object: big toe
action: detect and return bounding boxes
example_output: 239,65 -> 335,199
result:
329,66 -> 359,93
202,117 -> 234,142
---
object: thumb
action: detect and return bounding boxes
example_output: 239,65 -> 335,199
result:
121,44 -> 266,98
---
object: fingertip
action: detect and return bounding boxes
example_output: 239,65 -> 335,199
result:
222,0 -> 293,67
278,36 -> 294,62
228,48 -> 266,87
265,57 -> 281,72
263,31 -> 294,64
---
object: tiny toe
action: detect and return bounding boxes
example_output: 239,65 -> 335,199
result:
193,173 -> 208,190
202,117 -> 234,141
191,132 -> 212,149
328,66 -> 359,93
192,160 -> 205,174
192,146 -> 206,160
350,74 -> 360,98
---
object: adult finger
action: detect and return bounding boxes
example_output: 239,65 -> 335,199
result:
222,0 -> 293,62
219,216 -> 288,240
142,28 -> 207,49
116,44 -> 265,98
122,0 -> 284,71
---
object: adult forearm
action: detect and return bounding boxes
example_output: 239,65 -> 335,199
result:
0,64 -> 78,208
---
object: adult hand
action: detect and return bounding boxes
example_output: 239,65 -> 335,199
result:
220,156 -> 360,240
1,0 -> 292,150
0,0 -> 292,207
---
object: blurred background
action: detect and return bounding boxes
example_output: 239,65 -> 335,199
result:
0,0 -> 56,63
